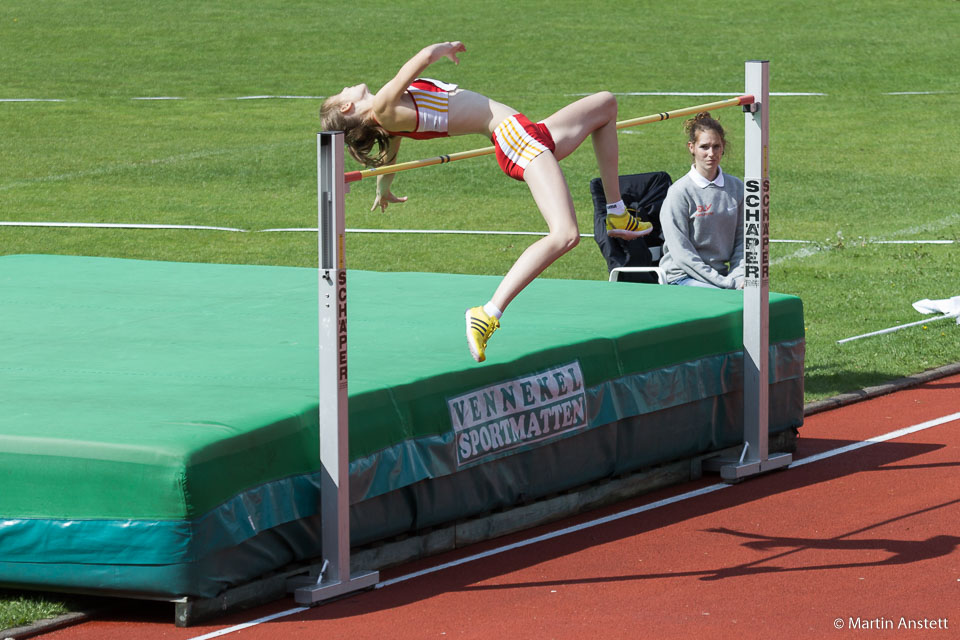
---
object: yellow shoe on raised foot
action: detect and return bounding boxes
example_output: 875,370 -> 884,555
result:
606,210 -> 653,240
465,306 -> 500,363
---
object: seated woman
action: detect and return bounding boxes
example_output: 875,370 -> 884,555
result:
658,112 -> 744,289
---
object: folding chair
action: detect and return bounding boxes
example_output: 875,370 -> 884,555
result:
590,171 -> 672,284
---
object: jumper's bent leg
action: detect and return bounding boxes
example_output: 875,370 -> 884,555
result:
542,91 -> 620,203
488,152 -> 579,312
543,91 -> 651,240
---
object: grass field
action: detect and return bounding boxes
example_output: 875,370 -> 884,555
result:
0,589 -> 71,633
1,0 -> 959,629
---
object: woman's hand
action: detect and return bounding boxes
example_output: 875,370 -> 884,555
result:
372,189 -> 408,213
429,41 -> 466,65
377,43 -> 466,119
372,169 -> 406,212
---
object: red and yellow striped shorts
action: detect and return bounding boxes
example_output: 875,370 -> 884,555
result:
491,114 -> 556,181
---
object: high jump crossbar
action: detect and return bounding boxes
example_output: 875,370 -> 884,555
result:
343,94 -> 754,184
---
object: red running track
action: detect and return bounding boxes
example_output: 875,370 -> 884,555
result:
41,374 -> 960,640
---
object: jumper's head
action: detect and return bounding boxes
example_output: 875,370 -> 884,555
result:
319,84 -> 390,168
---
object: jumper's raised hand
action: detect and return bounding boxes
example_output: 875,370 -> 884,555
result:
431,41 -> 466,65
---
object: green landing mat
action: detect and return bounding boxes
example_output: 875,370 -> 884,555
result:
0,254 -> 803,523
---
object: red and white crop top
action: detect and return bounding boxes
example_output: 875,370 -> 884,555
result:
386,78 -> 457,140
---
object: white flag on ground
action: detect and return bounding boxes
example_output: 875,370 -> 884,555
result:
913,296 -> 960,324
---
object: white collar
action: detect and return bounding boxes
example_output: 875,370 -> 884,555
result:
688,165 -> 725,188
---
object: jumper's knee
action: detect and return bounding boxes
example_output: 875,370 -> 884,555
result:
596,91 -> 617,117
549,227 -> 580,255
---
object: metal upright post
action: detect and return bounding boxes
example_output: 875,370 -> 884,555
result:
708,60 -> 792,482
290,132 -> 379,603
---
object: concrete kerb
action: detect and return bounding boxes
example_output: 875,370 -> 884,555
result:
2,611 -> 92,640
803,361 -> 960,416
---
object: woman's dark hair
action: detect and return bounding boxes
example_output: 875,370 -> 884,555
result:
320,97 -> 393,167
684,112 -> 726,148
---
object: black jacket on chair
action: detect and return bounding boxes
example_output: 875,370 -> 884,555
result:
590,171 -> 672,284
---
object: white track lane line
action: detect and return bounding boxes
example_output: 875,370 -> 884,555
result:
186,607 -> 311,640
788,411 -> 960,468
185,409 -> 960,640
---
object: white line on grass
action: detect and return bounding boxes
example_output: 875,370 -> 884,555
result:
184,410 -> 960,640
770,243 -> 824,265
1,221 -> 955,247
567,91 -> 827,97
275,228 -> 817,245
0,221 -> 245,232
0,150 -> 233,191
267,227 -> 570,236
873,240 -> 956,244
885,211 -> 960,238
228,95 -> 325,100
884,91 -> 954,95
4,91 -> 949,104
771,212 -> 960,266
0,141 -> 298,192
226,229 -> 953,247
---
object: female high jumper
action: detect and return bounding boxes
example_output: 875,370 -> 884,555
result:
321,41 -> 651,362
